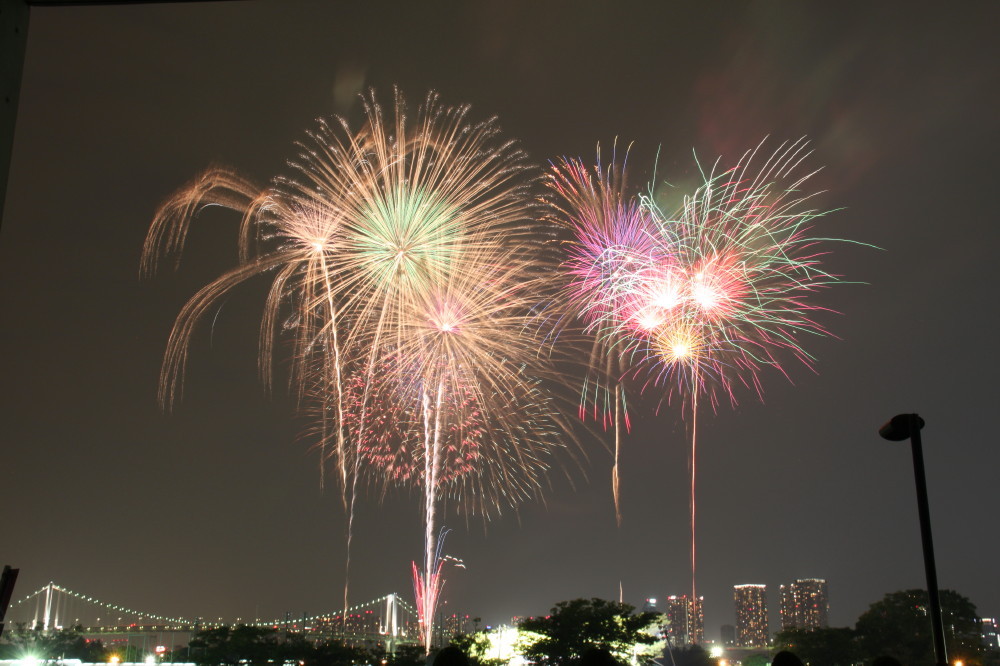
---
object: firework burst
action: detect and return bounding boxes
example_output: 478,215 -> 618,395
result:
549,137 -> 851,602
632,138 -> 841,402
144,89 -> 572,653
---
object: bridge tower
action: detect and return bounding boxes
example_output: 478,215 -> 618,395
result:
384,593 -> 399,637
382,593 -> 400,653
42,582 -> 54,631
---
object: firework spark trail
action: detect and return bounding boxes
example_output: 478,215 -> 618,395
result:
545,152 -> 657,526
341,288 -> 400,624
412,527 -> 450,654
613,386 -> 621,526
690,366 -> 698,604
144,172 -> 363,613
312,242 -> 348,496
421,381 -> 444,654
550,138 -> 853,610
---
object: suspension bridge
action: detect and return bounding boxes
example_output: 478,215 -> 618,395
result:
2,583 -> 425,651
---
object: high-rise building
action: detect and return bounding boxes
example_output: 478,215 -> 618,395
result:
720,624 -> 736,647
779,585 -> 793,630
443,613 -> 471,637
733,584 -> 769,648
981,617 -> 1000,649
779,579 -> 829,630
664,595 -> 704,645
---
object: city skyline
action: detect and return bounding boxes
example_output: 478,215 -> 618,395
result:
6,575 -> 827,630
4,572 -> 996,653
4,581 -> 995,663
2,574 -> 823,650
2,0 -> 998,638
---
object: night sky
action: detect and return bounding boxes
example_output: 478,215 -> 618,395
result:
3,0 -> 999,641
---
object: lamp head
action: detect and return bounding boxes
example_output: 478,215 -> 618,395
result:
879,413 -> 925,441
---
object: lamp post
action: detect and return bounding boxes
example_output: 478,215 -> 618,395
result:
879,413 -> 948,666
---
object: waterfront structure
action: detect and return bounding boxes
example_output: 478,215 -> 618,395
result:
733,584 -> 768,648
779,578 -> 829,630
664,595 -> 704,645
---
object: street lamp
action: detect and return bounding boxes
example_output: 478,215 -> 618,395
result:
879,413 -> 948,666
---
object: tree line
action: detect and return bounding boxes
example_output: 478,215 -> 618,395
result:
0,624 -> 427,666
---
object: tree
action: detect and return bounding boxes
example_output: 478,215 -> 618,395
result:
184,626 -> 373,666
517,598 -> 661,666
450,631 -> 505,666
774,627 -> 859,666
277,633 -> 314,664
188,625 -> 280,666
0,625 -> 107,662
855,589 -> 983,666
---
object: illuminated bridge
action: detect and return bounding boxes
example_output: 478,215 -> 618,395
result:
2,583 -> 423,651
